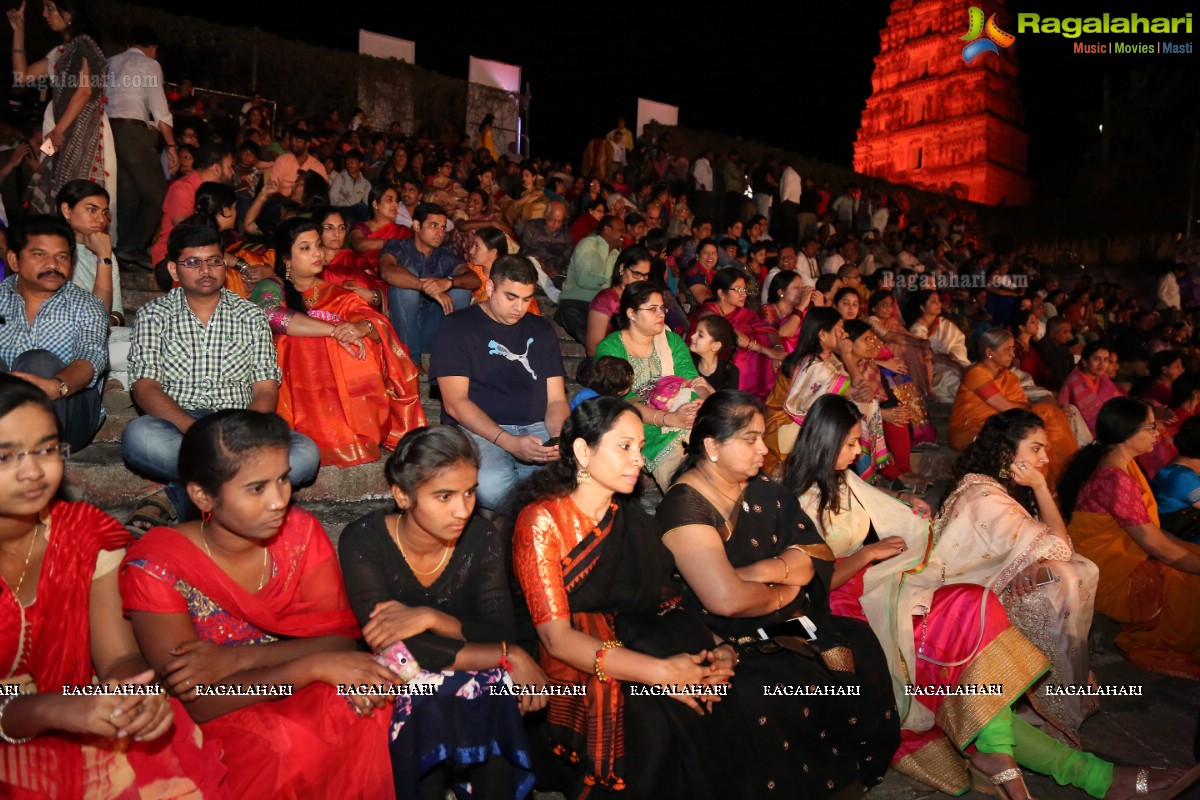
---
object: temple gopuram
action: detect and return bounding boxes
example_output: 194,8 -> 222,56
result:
853,0 -> 1032,205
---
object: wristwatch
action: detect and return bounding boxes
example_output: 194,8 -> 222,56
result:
99,257 -> 113,265
56,378 -> 69,397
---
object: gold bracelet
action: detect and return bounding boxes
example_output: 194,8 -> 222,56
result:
714,643 -> 740,669
773,555 -> 788,582
772,585 -> 784,611
594,639 -> 624,683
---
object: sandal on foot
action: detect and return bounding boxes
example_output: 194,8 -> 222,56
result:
1136,764 -> 1200,800
968,765 -> 1036,800
125,494 -> 176,536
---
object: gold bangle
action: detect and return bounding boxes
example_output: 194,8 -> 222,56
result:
594,639 -> 624,683
773,555 -> 788,582
772,585 -> 784,611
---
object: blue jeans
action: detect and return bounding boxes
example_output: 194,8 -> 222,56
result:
121,410 -> 320,520
387,276 -> 471,361
463,421 -> 549,512
0,349 -> 102,452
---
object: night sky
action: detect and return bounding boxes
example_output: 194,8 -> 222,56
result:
142,0 -> 1198,192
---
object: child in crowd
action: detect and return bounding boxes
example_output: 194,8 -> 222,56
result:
569,355 -> 635,410
689,314 -> 740,393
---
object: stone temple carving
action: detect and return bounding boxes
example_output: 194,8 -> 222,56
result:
853,0 -> 1031,205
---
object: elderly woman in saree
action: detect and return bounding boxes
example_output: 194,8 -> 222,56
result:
783,394 -> 1196,800
9,0 -> 115,214
949,328 -> 1078,485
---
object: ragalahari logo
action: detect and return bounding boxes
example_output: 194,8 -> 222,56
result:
961,7 -> 1016,63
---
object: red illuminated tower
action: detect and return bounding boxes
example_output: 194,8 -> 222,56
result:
853,0 -> 1031,205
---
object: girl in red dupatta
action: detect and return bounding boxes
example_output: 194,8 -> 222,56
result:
513,398 -> 733,798
0,375 -> 224,800
690,268 -> 783,400
317,207 -> 386,311
349,185 -> 412,273
252,219 -> 425,467
120,410 -> 400,800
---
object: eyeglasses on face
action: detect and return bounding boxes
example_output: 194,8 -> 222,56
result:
175,256 -> 226,270
637,305 -> 667,315
626,267 -> 650,279
728,286 -> 749,294
0,442 -> 70,468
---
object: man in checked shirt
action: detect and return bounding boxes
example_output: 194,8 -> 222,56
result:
0,215 -> 108,451
121,223 -> 319,531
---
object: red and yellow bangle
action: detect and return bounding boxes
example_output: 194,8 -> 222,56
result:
499,641 -> 514,672
594,640 -> 624,683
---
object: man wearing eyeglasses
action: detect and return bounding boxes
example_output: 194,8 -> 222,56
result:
0,215 -> 108,452
122,223 -> 320,529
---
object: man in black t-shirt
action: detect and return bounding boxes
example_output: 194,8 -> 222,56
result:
429,255 -> 568,511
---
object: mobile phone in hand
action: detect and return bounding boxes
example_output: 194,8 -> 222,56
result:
543,436 -> 560,448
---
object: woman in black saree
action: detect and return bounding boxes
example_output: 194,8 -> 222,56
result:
658,389 -> 901,799
513,397 -> 734,799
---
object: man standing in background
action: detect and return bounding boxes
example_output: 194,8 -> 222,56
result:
107,27 -> 177,270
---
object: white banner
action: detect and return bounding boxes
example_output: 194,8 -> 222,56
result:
468,56 -> 522,93
636,98 -> 678,135
358,29 -> 415,64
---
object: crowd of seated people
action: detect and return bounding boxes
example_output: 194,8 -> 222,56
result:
5,24 -> 1200,796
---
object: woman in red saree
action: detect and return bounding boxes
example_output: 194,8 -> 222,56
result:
120,410 -> 399,800
0,375 -> 224,799
349,185 -> 412,273
690,268 -> 783,399
758,270 -> 810,354
252,219 -> 425,467
316,207 -> 385,311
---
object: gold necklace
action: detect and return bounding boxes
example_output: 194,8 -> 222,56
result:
391,515 -> 450,577
200,519 -> 270,591
1,520 -> 44,601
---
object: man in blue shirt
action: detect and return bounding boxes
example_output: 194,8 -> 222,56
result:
379,202 -> 480,363
0,215 -> 108,450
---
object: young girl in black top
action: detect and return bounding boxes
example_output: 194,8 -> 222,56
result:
690,314 -> 740,393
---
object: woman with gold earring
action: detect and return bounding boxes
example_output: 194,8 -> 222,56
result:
512,396 -> 735,798
339,425 -> 548,800
121,409 -> 398,798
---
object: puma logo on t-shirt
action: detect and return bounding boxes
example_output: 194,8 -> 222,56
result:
487,338 -> 537,380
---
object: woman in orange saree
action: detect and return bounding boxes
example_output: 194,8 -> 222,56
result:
121,411 -> 399,800
949,329 -> 1077,485
1060,396 -> 1200,680
252,219 -> 425,467
0,375 -> 225,800
348,185 -> 412,273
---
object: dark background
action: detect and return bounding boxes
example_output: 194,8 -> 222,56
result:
27,1 -> 1200,213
